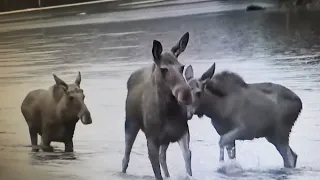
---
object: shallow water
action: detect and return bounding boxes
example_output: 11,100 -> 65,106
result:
1,0 -> 320,180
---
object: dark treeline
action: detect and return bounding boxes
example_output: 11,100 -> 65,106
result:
0,0 -> 95,12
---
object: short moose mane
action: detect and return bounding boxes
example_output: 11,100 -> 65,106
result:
214,70 -> 248,88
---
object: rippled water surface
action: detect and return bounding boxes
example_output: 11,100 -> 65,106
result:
1,1 -> 320,180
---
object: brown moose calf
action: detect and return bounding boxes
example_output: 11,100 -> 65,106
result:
21,72 -> 92,152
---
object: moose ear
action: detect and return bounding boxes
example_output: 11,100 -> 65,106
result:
171,32 -> 189,57
53,74 -> 68,90
152,40 -> 163,65
200,63 -> 215,81
184,65 -> 194,82
75,71 -> 81,87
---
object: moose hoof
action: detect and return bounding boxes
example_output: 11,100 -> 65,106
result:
185,174 -> 195,180
31,146 -> 39,152
122,157 -> 129,173
293,154 -> 298,168
42,146 -> 54,152
65,148 -> 74,152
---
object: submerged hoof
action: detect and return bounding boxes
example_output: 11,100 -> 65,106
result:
65,148 -> 74,153
122,157 -> 129,173
41,145 -> 54,152
293,154 -> 298,168
291,149 -> 298,168
217,160 -> 243,175
284,150 -> 298,168
31,145 -> 39,152
185,174 -> 196,180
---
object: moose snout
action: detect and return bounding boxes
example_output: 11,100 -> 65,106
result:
185,105 -> 195,120
78,109 -> 92,125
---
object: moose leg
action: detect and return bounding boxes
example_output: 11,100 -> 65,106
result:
40,125 -> 53,152
29,127 -> 39,152
178,130 -> 192,177
64,140 -> 74,152
219,140 -> 236,162
266,136 -> 297,168
159,143 -> 170,177
147,137 -> 163,180
64,123 -> 76,152
219,146 -> 224,162
219,128 -> 245,154
122,120 -> 140,173
226,141 -> 236,159
40,133 -> 53,152
290,147 -> 298,168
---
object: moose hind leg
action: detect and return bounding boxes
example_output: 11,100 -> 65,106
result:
178,131 -> 192,177
29,127 -> 39,152
159,143 -> 170,177
277,144 -> 297,168
290,147 -> 298,168
266,136 -> 297,168
122,119 -> 140,173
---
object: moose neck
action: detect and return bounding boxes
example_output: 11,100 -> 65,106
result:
151,65 -> 182,116
152,66 -> 173,102
199,90 -> 226,122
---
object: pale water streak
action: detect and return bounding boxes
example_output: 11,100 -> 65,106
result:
1,3 -> 320,180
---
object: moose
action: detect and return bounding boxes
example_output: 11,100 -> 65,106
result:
184,63 -> 302,168
21,72 -> 92,152
122,32 -> 196,180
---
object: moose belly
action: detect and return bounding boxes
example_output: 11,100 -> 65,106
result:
160,120 -> 188,144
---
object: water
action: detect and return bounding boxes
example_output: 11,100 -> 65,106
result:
1,0 -> 320,180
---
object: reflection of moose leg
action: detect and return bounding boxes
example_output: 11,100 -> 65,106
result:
266,136 -> 297,168
122,120 -> 140,173
147,137 -> 163,180
178,130 -> 192,177
29,127 -> 39,152
159,143 -> 170,177
226,141 -> 236,159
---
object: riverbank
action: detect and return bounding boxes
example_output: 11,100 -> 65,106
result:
279,0 -> 320,9
0,0 -> 274,25
0,0 -> 275,33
